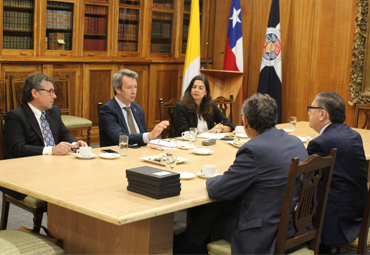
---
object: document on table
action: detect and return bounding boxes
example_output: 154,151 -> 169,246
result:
197,133 -> 226,139
149,139 -> 187,148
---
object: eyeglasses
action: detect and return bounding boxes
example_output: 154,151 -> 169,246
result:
307,106 -> 323,113
39,89 -> 56,96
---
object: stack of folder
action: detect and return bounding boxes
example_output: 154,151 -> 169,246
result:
126,166 -> 181,199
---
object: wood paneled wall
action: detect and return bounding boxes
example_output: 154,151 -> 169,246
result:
213,0 -> 357,126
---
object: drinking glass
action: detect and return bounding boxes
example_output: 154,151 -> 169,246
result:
165,153 -> 177,171
290,116 -> 297,131
119,135 -> 128,156
189,127 -> 198,145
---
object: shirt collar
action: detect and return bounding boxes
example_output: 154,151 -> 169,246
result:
28,102 -> 43,119
320,122 -> 332,134
115,96 -> 130,109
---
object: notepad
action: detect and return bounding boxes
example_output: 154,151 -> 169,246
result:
197,133 -> 226,139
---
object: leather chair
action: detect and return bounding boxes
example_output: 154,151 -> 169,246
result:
207,149 -> 337,255
213,95 -> 234,123
159,98 -> 179,138
354,101 -> 370,129
336,188 -> 370,254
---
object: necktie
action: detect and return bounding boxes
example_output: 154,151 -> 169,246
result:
40,112 -> 55,146
124,107 -> 137,134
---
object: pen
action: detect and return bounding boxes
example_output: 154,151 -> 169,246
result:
151,147 -> 164,151
71,147 -> 79,150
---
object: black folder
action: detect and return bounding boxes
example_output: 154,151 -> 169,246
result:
127,186 -> 180,199
126,174 -> 180,187
128,179 -> 181,191
126,166 -> 180,181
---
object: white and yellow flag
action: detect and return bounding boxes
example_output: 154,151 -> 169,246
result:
182,0 -> 200,97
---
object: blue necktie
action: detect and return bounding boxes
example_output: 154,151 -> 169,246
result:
40,112 -> 55,146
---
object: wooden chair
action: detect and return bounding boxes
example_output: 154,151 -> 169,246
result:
159,98 -> 179,138
207,149 -> 337,255
336,188 -> 370,254
214,95 -> 234,123
97,102 -> 103,146
0,76 -> 10,114
354,101 -> 370,129
10,76 -> 25,110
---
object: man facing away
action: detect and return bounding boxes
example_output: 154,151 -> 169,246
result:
307,91 -> 368,253
174,93 -> 308,254
2,72 -> 87,200
99,69 -> 169,146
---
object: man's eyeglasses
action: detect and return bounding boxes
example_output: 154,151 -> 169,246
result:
307,106 -> 323,113
39,89 -> 56,96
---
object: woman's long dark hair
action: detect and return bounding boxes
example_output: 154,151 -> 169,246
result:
182,75 -> 213,120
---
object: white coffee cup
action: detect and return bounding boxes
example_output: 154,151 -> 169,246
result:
77,147 -> 92,157
201,165 -> 218,177
182,131 -> 190,139
234,125 -> 246,134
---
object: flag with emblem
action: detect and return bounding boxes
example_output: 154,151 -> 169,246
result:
224,0 -> 243,72
257,0 -> 282,123
182,0 -> 200,97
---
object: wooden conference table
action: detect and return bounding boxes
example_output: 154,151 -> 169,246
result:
0,121 -> 369,254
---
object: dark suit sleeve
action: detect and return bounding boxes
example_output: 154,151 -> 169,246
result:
206,146 -> 257,201
306,139 -> 325,157
172,102 -> 191,137
49,106 -> 76,144
99,103 -> 146,146
4,110 -> 44,158
211,102 -> 235,130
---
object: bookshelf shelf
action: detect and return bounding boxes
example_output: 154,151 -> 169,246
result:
3,6 -> 33,11
84,34 -> 107,37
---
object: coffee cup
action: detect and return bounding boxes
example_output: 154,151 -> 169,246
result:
77,146 -> 92,157
201,165 -> 218,177
182,131 -> 190,139
234,125 -> 245,134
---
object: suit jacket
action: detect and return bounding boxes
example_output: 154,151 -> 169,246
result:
307,122 -> 368,245
2,103 -> 76,199
206,127 -> 308,254
172,101 -> 235,137
99,98 -> 148,147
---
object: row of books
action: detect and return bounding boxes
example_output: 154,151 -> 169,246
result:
47,32 -> 72,51
85,4 -> 108,15
183,25 -> 188,39
3,11 -> 33,31
152,12 -> 172,20
4,0 -> 33,8
47,1 -> 73,8
153,0 -> 173,9
84,39 -> 106,51
84,17 -> 107,35
3,36 -> 33,49
119,8 -> 139,21
182,42 -> 187,53
118,41 -> 137,52
151,43 -> 171,53
46,10 -> 73,29
118,24 -> 138,40
151,22 -> 171,39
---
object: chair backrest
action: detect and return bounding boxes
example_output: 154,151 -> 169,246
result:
53,76 -> 70,115
0,77 -> 10,113
356,185 -> 370,254
97,102 -> 103,145
0,114 -> 5,160
159,98 -> 179,138
275,149 -> 337,254
10,76 -> 26,109
214,95 -> 234,123
354,102 -> 370,129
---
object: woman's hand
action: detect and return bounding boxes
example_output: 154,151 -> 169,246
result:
209,124 -> 224,133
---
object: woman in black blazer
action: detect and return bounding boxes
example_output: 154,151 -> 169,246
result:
172,75 -> 235,137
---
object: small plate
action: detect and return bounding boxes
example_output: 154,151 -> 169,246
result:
179,172 -> 196,179
75,153 -> 97,159
181,137 -> 190,141
178,145 -> 196,150
141,155 -> 189,166
197,172 -> 220,179
99,153 -> 120,159
235,133 -> 248,138
297,136 -> 308,143
228,140 -> 246,148
193,148 -> 213,155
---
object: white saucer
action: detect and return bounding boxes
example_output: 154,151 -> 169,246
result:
99,153 -> 120,159
283,129 -> 294,133
178,145 -> 196,150
193,148 -> 213,155
179,172 -> 196,179
197,172 -> 220,179
75,153 -> 97,159
235,133 -> 248,138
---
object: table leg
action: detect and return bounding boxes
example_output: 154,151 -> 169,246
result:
47,203 -> 174,254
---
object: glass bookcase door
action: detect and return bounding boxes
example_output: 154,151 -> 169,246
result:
118,7 -> 139,53
150,0 -> 174,56
182,0 -> 202,54
43,0 -> 74,56
2,0 -> 35,55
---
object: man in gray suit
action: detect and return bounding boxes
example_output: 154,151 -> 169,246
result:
2,73 -> 87,199
174,93 -> 308,254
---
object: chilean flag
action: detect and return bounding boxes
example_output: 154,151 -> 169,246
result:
224,0 -> 243,72
257,0 -> 282,123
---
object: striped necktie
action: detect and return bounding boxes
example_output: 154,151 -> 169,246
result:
124,107 -> 137,134
40,112 -> 55,146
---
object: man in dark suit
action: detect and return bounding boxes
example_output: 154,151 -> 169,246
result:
174,94 -> 308,254
307,91 -> 368,253
99,69 -> 169,146
2,73 -> 87,199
